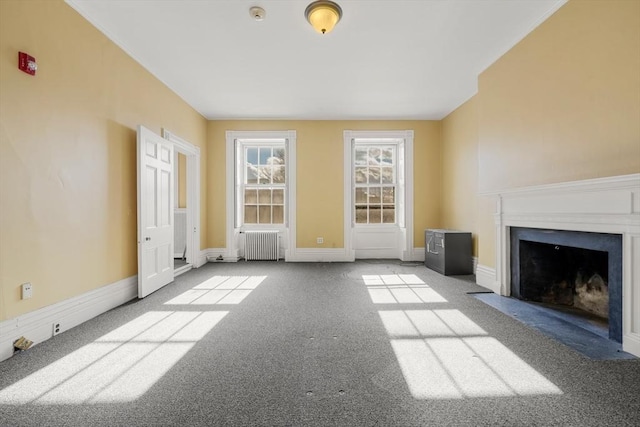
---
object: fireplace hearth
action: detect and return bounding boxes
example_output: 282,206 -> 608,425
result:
511,227 -> 622,342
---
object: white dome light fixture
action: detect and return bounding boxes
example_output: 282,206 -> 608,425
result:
305,1 -> 342,34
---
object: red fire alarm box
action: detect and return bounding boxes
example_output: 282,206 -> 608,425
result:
18,52 -> 37,76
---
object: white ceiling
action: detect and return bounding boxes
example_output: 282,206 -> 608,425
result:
66,0 -> 566,120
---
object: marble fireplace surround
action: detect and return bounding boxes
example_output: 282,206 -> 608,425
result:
483,174 -> 640,357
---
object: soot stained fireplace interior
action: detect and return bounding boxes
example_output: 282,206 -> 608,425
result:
510,227 -> 623,342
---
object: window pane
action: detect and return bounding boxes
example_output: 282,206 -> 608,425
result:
369,167 -> 380,184
381,148 -> 393,165
355,205 -> 368,223
258,206 -> 271,223
259,147 -> 271,165
383,205 -> 395,223
258,189 -> 271,204
353,144 -> 398,226
273,148 -> 285,164
355,188 -> 367,203
272,205 -> 284,224
246,166 -> 258,184
246,148 -> 258,166
273,189 -> 284,204
258,166 -> 271,184
244,188 -> 257,204
244,205 -> 257,224
382,187 -> 395,203
273,166 -> 285,183
355,167 -> 367,184
355,147 -> 368,165
369,206 -> 381,223
369,147 -> 381,165
382,167 -> 394,184
368,187 -> 381,204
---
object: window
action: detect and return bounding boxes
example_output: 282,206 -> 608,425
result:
239,143 -> 286,225
354,144 -> 397,224
227,130 -> 296,261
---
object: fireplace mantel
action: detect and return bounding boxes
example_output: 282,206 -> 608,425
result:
481,174 -> 640,357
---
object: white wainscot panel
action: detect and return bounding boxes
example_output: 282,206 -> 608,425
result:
354,227 -> 400,259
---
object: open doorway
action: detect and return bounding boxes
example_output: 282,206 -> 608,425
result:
162,129 -> 201,276
174,151 -> 188,270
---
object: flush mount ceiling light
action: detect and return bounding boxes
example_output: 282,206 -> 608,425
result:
249,6 -> 266,21
305,0 -> 342,34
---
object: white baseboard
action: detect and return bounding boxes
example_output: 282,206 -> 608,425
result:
202,247 -> 353,263
475,264 -> 499,293
202,247 -> 466,264
197,249 -> 209,267
623,332 -> 640,359
411,247 -> 425,262
174,264 -> 192,277
287,248 -> 352,262
0,275 -> 137,362
202,248 -> 238,263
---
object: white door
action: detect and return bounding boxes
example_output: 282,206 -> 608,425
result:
137,125 -> 174,298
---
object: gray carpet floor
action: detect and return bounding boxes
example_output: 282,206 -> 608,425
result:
1,260 -> 639,426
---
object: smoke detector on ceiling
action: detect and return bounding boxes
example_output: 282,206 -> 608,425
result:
249,6 -> 266,21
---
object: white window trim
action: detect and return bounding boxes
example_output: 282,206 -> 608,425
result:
226,130 -> 297,261
344,130 -> 414,261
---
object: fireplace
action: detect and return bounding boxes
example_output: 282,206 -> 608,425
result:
510,227 -> 622,342
480,174 -> 640,357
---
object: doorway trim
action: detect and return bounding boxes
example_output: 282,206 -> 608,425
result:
162,129 -> 202,270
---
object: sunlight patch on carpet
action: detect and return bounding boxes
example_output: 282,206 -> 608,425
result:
391,336 -> 562,399
0,311 -> 227,404
363,274 -> 563,400
363,274 -> 447,304
379,310 -> 488,338
164,275 -> 266,305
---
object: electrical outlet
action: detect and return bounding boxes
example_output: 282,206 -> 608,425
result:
53,322 -> 61,336
21,283 -> 33,299
317,237 -> 324,244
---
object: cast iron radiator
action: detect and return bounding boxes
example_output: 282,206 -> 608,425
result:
245,230 -> 279,261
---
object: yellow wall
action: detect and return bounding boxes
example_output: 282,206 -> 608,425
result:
441,96 -> 479,257
442,0 -> 640,270
0,0 -> 207,320
207,120 -> 442,249
478,0 -> 640,193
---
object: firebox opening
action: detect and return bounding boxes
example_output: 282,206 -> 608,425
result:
510,227 -> 622,343
519,240 -> 609,320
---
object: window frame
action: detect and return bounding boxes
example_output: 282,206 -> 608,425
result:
239,142 -> 287,227
343,129 -> 414,261
226,130 -> 296,261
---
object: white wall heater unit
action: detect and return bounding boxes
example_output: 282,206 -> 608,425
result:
174,209 -> 187,258
245,230 -> 279,261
